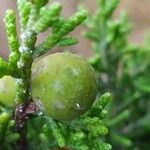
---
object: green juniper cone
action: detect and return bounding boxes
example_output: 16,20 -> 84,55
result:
0,0 -> 112,149
31,52 -> 97,120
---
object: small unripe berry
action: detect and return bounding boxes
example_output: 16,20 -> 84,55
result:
31,52 -> 97,120
0,76 -> 16,107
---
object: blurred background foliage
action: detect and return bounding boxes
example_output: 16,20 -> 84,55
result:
84,0 -> 150,149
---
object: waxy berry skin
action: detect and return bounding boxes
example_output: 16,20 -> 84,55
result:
31,52 -> 97,121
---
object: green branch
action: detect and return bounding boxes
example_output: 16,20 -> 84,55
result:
33,2 -> 62,33
17,0 -> 32,30
15,5 -> 37,104
33,10 -> 87,58
3,10 -> 21,78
